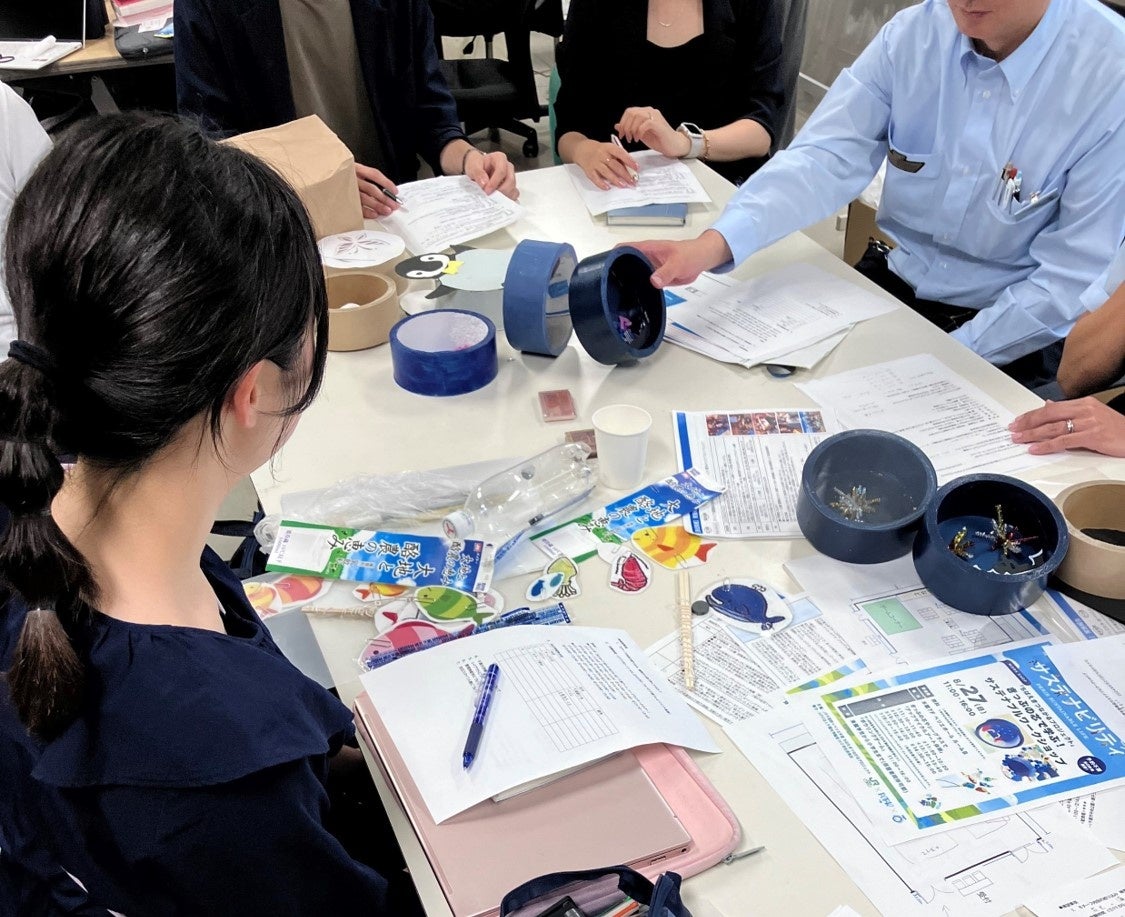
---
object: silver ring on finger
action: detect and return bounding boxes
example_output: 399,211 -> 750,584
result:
1066,418 -> 1075,434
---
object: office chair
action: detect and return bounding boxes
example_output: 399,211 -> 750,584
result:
429,0 -> 545,158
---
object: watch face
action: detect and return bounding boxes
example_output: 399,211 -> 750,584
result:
680,122 -> 703,138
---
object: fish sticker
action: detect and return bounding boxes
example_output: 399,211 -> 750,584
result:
702,582 -> 791,633
373,598 -> 422,633
527,571 -> 565,602
631,525 -> 717,570
608,550 -> 652,594
359,620 -> 473,668
243,574 -> 330,618
353,582 -> 411,603
414,586 -> 496,625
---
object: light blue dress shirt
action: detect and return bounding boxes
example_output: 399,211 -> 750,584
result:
711,0 -> 1125,366
1080,241 -> 1125,313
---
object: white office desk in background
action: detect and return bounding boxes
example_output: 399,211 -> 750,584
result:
251,162 -> 1121,917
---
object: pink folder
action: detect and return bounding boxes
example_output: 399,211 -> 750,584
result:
354,694 -> 740,917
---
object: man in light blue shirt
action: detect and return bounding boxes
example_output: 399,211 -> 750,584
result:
634,0 -> 1125,388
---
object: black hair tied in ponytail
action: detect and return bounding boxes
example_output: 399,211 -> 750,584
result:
0,340 -> 95,740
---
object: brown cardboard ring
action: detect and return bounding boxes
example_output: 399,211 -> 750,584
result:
1053,480 -> 1125,600
325,271 -> 401,352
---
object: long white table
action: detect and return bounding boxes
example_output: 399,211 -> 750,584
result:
251,162 -> 1120,916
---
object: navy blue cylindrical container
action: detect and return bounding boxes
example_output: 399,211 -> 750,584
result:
797,430 -> 937,564
913,474 -> 1069,616
569,246 -> 665,365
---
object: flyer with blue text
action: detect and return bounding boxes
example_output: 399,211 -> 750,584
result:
804,639 -> 1125,843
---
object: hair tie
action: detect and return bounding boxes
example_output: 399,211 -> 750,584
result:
8,340 -> 59,379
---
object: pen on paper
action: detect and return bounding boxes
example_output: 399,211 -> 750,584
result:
462,663 -> 500,769
610,135 -> 640,183
375,182 -> 406,209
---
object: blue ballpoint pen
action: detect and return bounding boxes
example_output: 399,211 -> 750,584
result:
462,663 -> 501,769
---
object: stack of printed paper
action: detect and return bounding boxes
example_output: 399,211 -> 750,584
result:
662,264 -> 896,369
565,150 -> 711,216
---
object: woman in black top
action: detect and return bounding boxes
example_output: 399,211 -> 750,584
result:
555,0 -> 784,189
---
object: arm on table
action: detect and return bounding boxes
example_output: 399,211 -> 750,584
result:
1057,279 -> 1125,397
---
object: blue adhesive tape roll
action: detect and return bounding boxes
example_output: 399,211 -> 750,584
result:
502,239 -> 577,357
569,246 -> 665,365
389,309 -> 498,396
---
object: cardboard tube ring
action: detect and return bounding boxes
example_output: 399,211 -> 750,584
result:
325,271 -> 401,352
569,246 -> 666,365
389,310 -> 498,396
1054,480 -> 1125,600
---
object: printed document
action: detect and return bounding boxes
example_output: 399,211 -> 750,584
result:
665,264 -> 896,367
1022,866 -> 1125,916
360,625 -> 719,823
797,353 -> 1054,481
803,640 -> 1125,843
565,150 -> 711,216
728,707 -> 1118,917
673,408 -> 836,537
785,553 -> 1049,670
646,592 -> 865,727
379,175 -> 524,253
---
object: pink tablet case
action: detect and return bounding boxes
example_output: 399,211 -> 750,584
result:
354,694 -> 740,917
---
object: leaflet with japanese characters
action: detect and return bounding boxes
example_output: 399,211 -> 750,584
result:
804,640 -> 1125,844
266,521 -> 494,592
530,468 -> 723,562
672,408 -> 837,537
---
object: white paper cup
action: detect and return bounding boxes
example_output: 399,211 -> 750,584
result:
592,404 -> 652,490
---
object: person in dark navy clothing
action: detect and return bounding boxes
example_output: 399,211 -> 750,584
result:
175,0 -> 519,220
0,114 -> 421,915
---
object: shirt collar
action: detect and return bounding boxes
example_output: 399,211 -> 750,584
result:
957,0 -> 1066,97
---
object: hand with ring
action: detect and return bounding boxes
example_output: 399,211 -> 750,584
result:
572,138 -> 639,190
615,106 -> 688,158
1009,397 -> 1125,457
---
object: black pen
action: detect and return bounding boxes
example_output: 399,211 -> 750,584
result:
374,183 -> 405,208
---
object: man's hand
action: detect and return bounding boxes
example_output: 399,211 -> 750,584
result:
628,230 -> 733,289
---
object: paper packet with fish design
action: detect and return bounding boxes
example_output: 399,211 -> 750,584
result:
530,468 -> 724,562
267,520 -> 495,592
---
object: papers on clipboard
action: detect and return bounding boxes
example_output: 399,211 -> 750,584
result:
377,175 -> 524,253
360,624 -> 719,823
565,150 -> 711,216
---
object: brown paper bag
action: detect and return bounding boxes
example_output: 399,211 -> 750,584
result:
224,115 -> 363,240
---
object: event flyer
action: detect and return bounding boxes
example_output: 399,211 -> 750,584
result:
804,640 -> 1125,843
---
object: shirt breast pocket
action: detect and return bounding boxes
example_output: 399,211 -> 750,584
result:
973,185 -> 1062,262
881,141 -> 943,232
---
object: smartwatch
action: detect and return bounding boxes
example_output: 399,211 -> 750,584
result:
677,122 -> 705,160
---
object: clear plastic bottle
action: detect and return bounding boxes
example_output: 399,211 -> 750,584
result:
442,443 -> 595,558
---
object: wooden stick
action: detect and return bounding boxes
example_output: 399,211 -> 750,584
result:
678,570 -> 695,690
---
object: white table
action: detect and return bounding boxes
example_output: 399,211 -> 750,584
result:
251,162 -> 1120,917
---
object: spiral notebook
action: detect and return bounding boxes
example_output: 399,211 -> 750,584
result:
354,693 -> 740,917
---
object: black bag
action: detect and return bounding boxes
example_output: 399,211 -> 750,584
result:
113,19 -> 174,61
501,866 -> 692,917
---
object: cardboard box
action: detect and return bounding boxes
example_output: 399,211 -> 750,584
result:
842,199 -> 894,267
224,115 -> 363,240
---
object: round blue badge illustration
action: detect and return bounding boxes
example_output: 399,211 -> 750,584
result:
1077,755 -> 1106,775
974,718 -> 1024,749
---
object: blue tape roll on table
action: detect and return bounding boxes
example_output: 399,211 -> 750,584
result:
569,246 -> 666,365
503,240 -> 577,357
389,309 -> 499,396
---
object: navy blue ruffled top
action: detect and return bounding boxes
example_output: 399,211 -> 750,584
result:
0,549 -> 390,915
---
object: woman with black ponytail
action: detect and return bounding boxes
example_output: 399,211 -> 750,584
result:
0,114 -> 416,914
